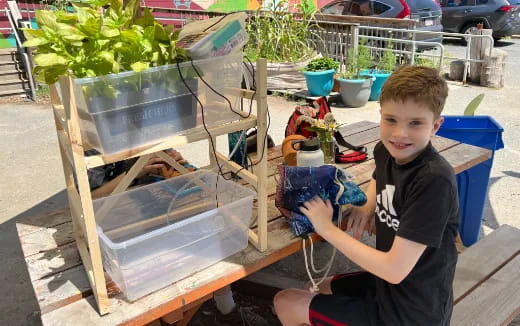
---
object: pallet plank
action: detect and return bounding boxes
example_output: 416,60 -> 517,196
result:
453,225 -> 520,302
452,254 -> 520,326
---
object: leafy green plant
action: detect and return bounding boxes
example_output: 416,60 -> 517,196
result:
464,93 -> 485,116
376,41 -> 397,73
341,41 -> 373,79
304,57 -> 339,72
23,0 -> 189,85
245,0 -> 319,63
414,56 -> 437,68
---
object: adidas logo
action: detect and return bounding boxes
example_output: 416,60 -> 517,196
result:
376,185 -> 400,231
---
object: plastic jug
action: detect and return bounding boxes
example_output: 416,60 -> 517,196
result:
292,138 -> 324,167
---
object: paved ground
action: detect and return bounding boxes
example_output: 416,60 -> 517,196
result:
1,39 -> 519,325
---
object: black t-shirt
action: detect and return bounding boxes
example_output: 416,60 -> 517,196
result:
372,141 -> 460,326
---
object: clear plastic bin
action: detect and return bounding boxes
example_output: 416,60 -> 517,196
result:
71,53 -> 245,155
94,170 -> 256,301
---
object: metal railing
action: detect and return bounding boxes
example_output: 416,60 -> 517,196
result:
4,7 -> 36,100
356,25 -> 494,83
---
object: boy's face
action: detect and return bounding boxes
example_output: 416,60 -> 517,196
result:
380,99 -> 444,165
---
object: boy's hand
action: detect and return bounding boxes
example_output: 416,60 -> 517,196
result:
165,149 -> 187,165
138,150 -> 187,178
138,157 -> 167,177
346,206 -> 375,240
300,197 -> 335,236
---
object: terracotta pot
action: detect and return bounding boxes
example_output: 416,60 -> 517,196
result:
282,135 -> 307,166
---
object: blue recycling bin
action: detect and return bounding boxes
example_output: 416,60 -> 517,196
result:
437,116 -> 504,246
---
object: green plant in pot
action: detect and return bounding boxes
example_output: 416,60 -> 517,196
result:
22,0 -> 203,155
302,56 -> 339,97
337,43 -> 375,108
361,41 -> 397,101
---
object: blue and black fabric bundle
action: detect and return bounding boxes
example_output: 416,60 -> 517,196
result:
275,165 -> 367,237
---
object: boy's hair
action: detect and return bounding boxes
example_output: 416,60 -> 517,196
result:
380,65 -> 448,117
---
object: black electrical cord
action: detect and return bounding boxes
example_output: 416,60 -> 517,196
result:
202,13 -> 231,33
177,55 -> 270,186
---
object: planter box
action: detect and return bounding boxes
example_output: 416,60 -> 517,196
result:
95,170 -> 256,301
69,53 -> 244,155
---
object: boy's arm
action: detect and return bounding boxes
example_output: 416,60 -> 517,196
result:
91,174 -> 125,199
301,198 -> 426,284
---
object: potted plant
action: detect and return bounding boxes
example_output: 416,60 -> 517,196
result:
22,0 -> 204,154
301,57 -> 339,97
336,43 -> 374,108
361,41 -> 397,101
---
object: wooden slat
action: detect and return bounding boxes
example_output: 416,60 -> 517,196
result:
26,242 -> 82,281
33,265 -> 93,314
453,225 -> 520,302
59,76 -> 110,314
19,222 -> 75,257
215,152 -> 258,188
440,143 -> 492,174
452,255 -> 520,326
255,58 -> 269,252
15,207 -> 71,238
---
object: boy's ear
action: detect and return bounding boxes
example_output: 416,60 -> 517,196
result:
431,116 -> 445,136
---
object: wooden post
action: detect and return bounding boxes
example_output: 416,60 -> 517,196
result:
469,29 -> 493,83
255,58 -> 268,252
57,76 -> 110,315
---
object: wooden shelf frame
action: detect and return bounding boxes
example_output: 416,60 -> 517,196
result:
50,58 -> 269,315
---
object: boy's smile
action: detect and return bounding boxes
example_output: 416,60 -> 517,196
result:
380,100 -> 444,165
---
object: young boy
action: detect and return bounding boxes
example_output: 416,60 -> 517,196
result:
273,65 -> 460,326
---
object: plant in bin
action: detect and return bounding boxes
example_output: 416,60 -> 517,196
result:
22,0 -> 194,99
22,0 -> 201,154
337,42 -> 375,108
302,56 -> 339,96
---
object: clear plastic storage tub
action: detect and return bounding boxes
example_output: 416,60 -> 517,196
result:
94,170 -> 256,301
71,53 -> 245,155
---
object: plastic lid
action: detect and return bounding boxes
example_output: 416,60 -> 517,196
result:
300,138 -> 321,151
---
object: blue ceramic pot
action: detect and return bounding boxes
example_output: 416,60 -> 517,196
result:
302,69 -> 336,96
360,70 -> 391,101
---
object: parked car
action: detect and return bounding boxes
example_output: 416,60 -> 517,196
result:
320,0 -> 444,48
440,0 -> 520,40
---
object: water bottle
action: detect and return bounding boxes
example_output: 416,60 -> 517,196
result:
292,138 -> 324,167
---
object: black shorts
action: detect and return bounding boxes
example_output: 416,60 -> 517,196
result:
309,271 -> 382,326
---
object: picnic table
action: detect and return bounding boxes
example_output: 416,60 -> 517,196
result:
16,120 -> 492,325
